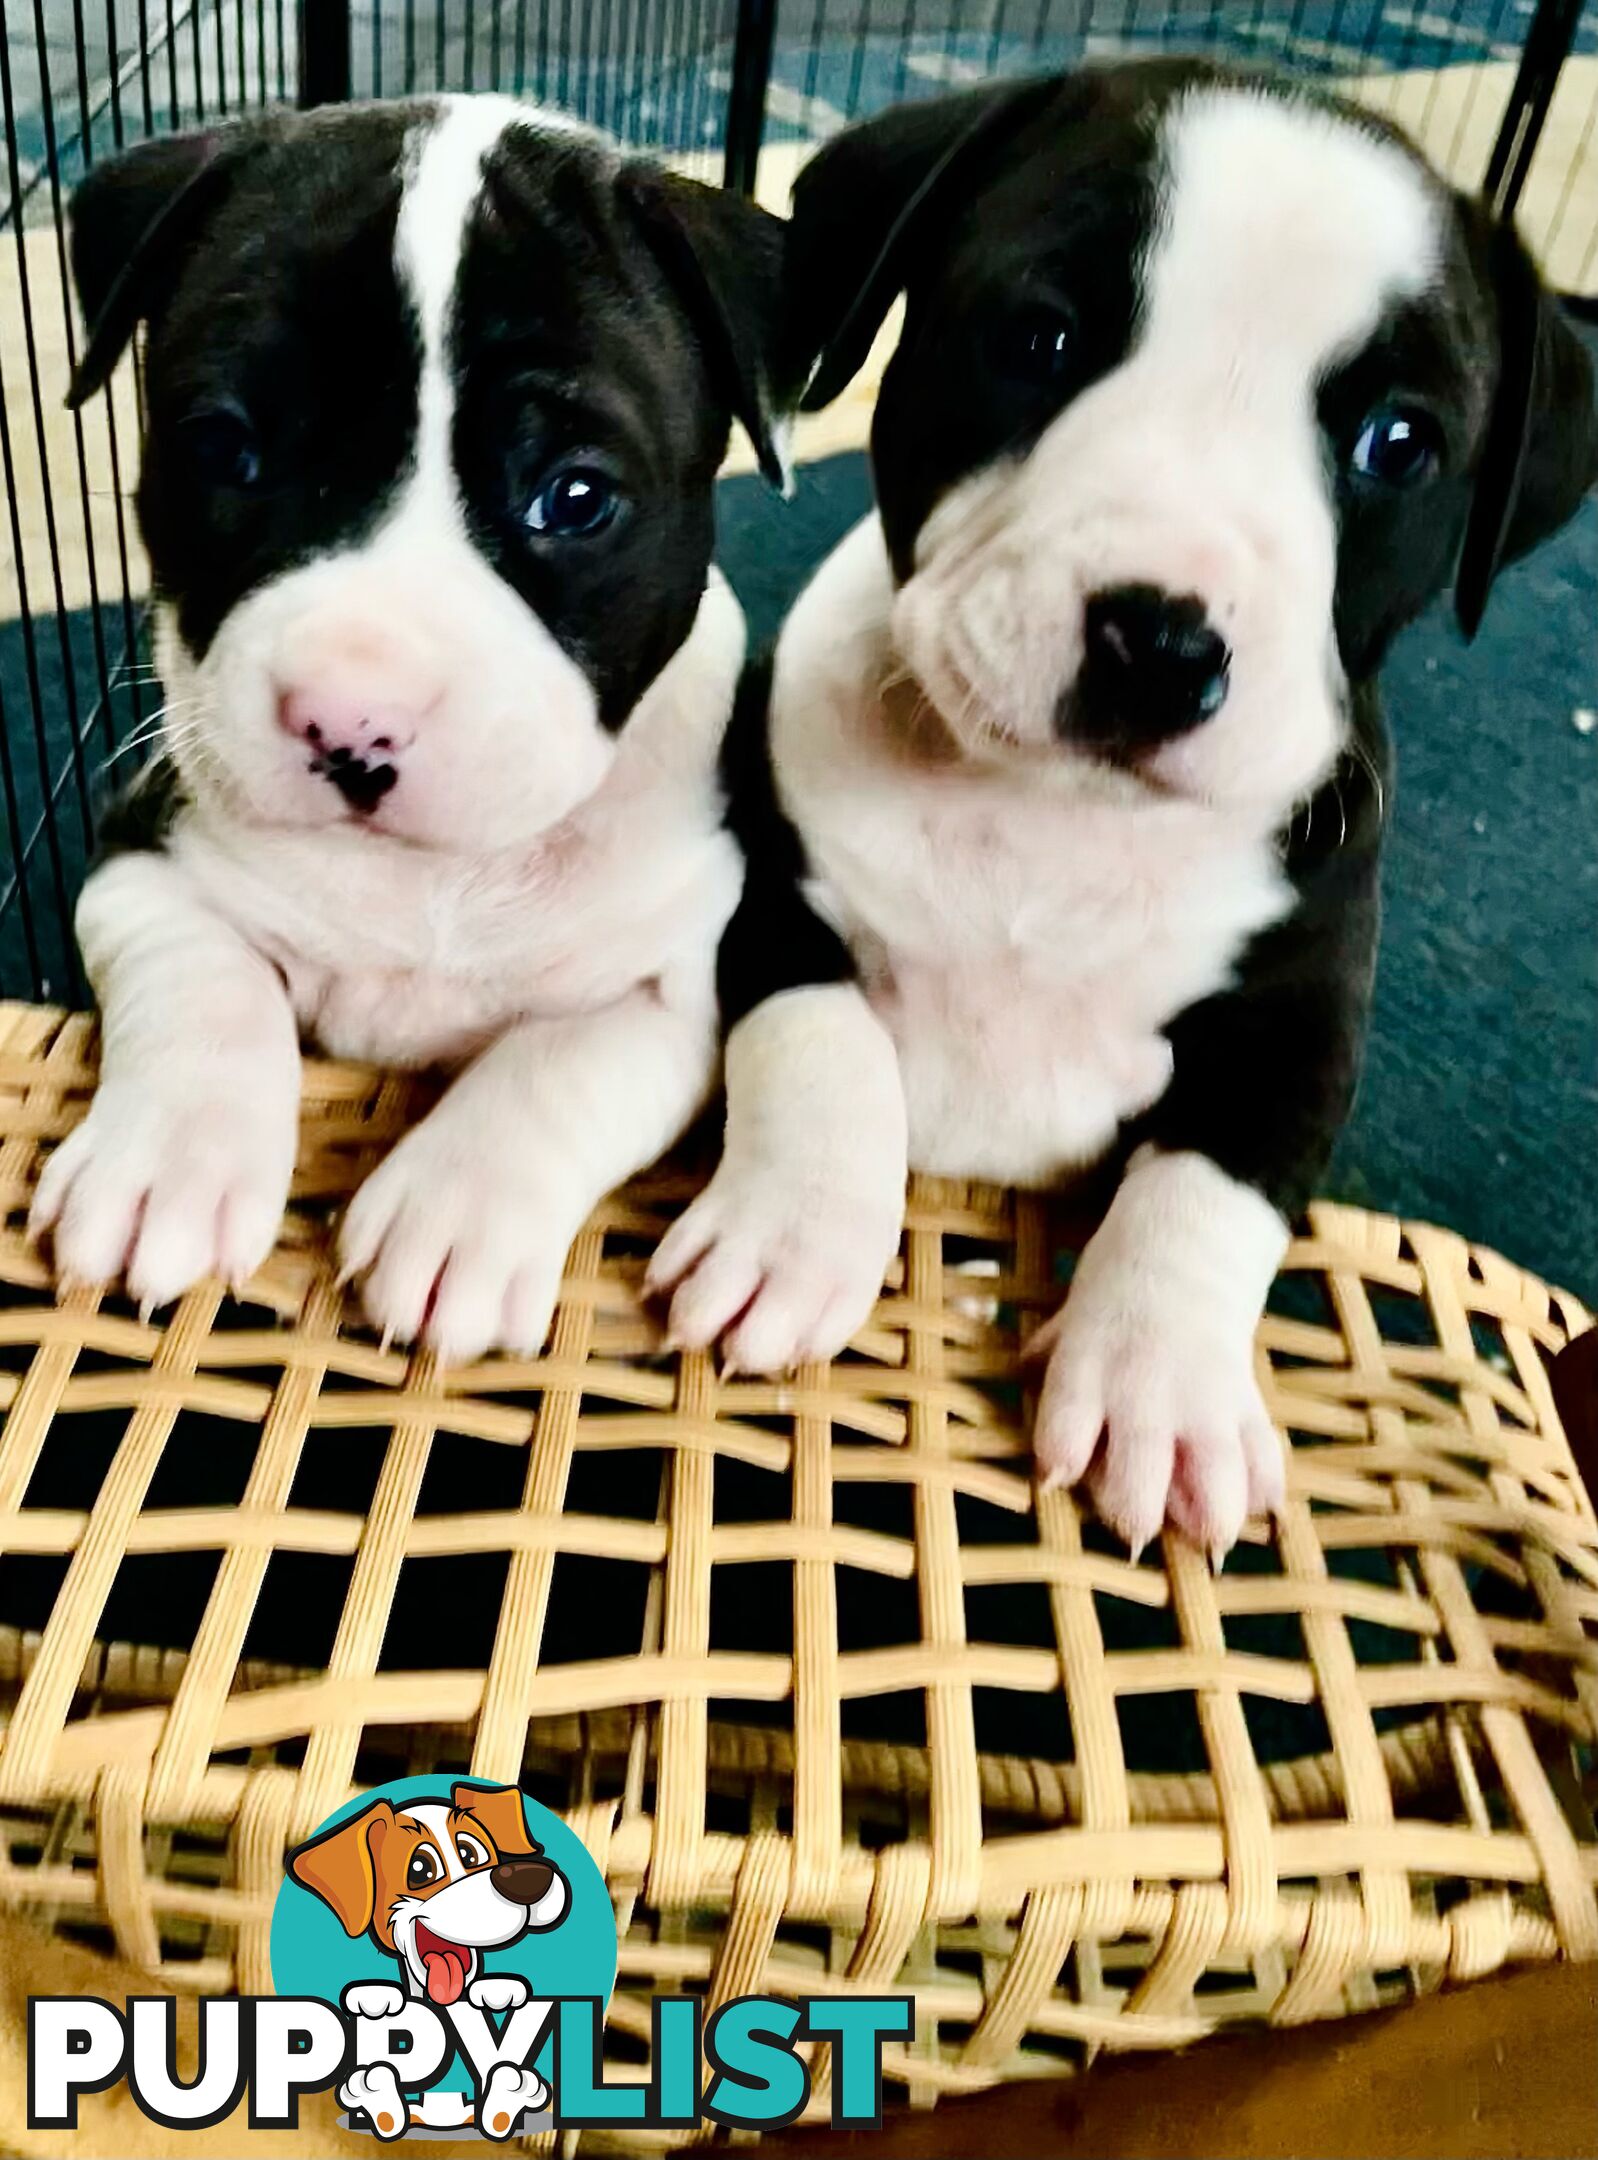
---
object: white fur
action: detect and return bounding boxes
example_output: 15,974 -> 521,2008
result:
1030,1148 -> 1287,1554
29,851 -> 302,1310
685,92 -> 1419,1546
773,519 -> 1294,1185
894,89 -> 1440,811
35,100 -> 746,1359
650,984 -> 907,1372
341,981 -> 720,1365
748,524 -> 1295,1542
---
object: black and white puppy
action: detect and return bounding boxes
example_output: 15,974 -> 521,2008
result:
650,62 -> 1598,1552
32,95 -> 786,1362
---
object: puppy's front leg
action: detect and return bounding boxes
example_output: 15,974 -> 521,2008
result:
30,852 -> 301,1307
341,983 -> 717,1365
1031,1146 -> 1288,1558
1033,819 -> 1380,1555
647,985 -> 908,1373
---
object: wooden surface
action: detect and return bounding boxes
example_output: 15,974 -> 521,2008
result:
776,1959 -> 1598,2159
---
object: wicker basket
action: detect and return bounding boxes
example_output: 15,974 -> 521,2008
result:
0,1000 -> 1594,2142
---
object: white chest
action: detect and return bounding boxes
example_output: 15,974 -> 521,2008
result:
814,769 -> 1287,1183
773,532 -> 1292,1186
175,783 -> 740,1069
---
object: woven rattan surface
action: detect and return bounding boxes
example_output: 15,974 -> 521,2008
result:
0,1000 -> 1595,2136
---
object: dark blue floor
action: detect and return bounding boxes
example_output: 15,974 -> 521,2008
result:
717,438 -> 1598,1302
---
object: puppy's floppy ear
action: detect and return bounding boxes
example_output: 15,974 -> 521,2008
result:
451,1780 -> 534,1859
1455,217 -> 1598,638
618,166 -> 788,489
285,1799 -> 394,1937
66,124 -> 257,409
788,74 -> 1062,414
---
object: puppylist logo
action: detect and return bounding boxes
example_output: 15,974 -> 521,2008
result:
27,1775 -> 912,2141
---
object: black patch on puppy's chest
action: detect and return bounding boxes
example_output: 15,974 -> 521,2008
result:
95,755 -> 190,858
716,655 -> 857,1028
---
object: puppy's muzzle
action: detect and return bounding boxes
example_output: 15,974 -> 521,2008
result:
1063,583 -> 1230,755
491,1856 -> 558,1905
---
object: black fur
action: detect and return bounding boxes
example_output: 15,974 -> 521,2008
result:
731,59 -> 1598,1219
95,754 -> 189,857
120,110 -> 420,664
449,127 -> 784,730
716,656 -> 854,1028
1131,701 -> 1390,1214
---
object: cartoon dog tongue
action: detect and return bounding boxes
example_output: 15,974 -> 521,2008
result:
416,1924 -> 470,2006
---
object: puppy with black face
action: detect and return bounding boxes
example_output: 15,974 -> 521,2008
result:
32,96 -> 786,1362
651,62 -> 1598,1552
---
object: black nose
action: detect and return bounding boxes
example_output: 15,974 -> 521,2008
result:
1070,584 -> 1230,749
315,745 -> 398,814
490,1856 -> 558,1906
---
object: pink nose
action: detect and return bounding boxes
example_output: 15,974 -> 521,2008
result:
277,688 -> 420,759
277,688 -> 422,814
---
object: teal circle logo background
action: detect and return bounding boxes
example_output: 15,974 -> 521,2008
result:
269,1777 -> 616,2090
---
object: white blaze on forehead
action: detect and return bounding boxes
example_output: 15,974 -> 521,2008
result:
394,95 -> 592,523
1145,90 -> 1441,393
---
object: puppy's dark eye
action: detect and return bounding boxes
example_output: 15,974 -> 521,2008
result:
407,1847 -> 442,1890
1349,406 -> 1442,488
453,1833 -> 488,1870
181,405 -> 262,490
525,465 -> 622,538
989,305 -> 1077,387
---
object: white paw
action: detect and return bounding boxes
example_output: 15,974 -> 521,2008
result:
467,1972 -> 530,2014
342,1980 -> 406,2022
1031,1282 -> 1284,1558
340,2064 -> 408,2142
647,1163 -> 900,1375
29,1080 -> 294,1309
339,1116 -> 579,1366
478,2061 -> 549,2139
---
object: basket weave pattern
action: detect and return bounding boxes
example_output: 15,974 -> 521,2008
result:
0,1001 -> 1595,2127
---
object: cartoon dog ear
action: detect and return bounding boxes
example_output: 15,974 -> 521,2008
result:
617,165 -> 790,490
286,1800 -> 394,1937
786,73 -> 1063,414
451,1781 -> 534,1859
66,123 -> 260,409
1455,217 -> 1598,638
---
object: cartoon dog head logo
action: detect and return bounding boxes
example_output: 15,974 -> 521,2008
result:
287,1782 -> 570,2009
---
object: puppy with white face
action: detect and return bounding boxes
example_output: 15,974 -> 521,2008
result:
652,62 -> 1598,1553
31,95 -> 786,1362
